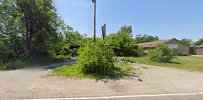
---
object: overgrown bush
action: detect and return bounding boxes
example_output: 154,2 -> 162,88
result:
78,41 -> 114,76
148,45 -> 176,62
4,60 -> 28,70
131,48 -> 144,57
0,59 -> 31,70
105,26 -> 136,56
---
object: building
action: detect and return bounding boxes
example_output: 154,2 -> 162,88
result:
136,38 -> 190,54
192,44 -> 203,55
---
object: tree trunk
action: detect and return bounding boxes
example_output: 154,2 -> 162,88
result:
20,0 -> 37,57
24,5 -> 32,56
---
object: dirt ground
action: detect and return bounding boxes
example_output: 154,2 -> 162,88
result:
0,64 -> 203,99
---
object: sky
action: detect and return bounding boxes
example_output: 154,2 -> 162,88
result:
55,0 -> 203,41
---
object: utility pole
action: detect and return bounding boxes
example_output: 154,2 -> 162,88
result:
101,24 -> 106,40
92,0 -> 96,42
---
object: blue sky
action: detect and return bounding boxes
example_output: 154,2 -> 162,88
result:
55,0 -> 203,41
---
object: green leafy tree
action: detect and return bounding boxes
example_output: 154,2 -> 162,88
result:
65,31 -> 83,46
0,0 -> 25,58
0,0 -> 65,58
180,38 -> 193,46
106,26 -> 135,56
59,25 -> 84,56
135,34 -> 159,44
194,38 -> 203,46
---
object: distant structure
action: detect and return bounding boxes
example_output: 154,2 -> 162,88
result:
191,44 -> 203,55
136,38 -> 190,55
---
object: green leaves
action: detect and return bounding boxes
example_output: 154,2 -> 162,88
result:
65,31 -> 83,46
149,45 -> 176,63
180,38 -> 193,46
78,41 -> 114,75
105,26 -> 135,56
194,38 -> 203,46
135,34 -> 159,44
0,40 -> 12,63
0,0 -> 69,58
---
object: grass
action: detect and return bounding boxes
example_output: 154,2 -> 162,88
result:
53,64 -> 95,79
122,56 -> 203,72
52,61 -> 135,79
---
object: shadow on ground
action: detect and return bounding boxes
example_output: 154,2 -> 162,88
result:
168,61 -> 182,64
43,58 -> 76,69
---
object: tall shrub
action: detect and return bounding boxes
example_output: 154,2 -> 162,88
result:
105,26 -> 136,56
148,45 -> 176,62
78,41 -> 114,75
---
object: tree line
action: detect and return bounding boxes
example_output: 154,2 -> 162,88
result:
1,0 -> 203,70
180,38 -> 203,46
0,0 -> 85,66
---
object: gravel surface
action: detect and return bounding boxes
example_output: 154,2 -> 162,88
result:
0,63 -> 203,99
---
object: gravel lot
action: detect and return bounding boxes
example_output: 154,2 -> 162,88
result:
0,64 -> 203,99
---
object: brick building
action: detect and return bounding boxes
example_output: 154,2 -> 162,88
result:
136,38 -> 189,54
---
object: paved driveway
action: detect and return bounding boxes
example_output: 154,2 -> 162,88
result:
0,64 -> 203,99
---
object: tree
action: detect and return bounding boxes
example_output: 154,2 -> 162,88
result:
135,34 -> 159,44
194,38 -> 203,46
50,23 -> 86,56
106,26 -> 135,56
65,30 -> 83,46
0,0 -> 65,58
0,0 -> 26,59
18,0 -> 64,56
180,38 -> 193,46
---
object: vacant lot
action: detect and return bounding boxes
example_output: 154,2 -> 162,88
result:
123,56 -> 203,72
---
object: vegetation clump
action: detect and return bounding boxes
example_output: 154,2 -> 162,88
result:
106,26 -> 144,56
0,41 -> 12,65
134,34 -> 159,44
148,45 -> 176,62
53,60 -> 135,79
78,41 -> 115,76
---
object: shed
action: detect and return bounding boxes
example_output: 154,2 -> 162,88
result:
193,44 -> 203,55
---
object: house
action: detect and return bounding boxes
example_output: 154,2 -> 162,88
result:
192,44 -> 203,55
136,38 -> 190,54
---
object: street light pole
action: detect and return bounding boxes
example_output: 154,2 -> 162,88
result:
92,0 -> 96,42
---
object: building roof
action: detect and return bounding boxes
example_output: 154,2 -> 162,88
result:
137,39 -> 173,48
195,44 -> 203,48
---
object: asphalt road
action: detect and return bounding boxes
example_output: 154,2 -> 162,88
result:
22,93 -> 203,100
103,94 -> 203,100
